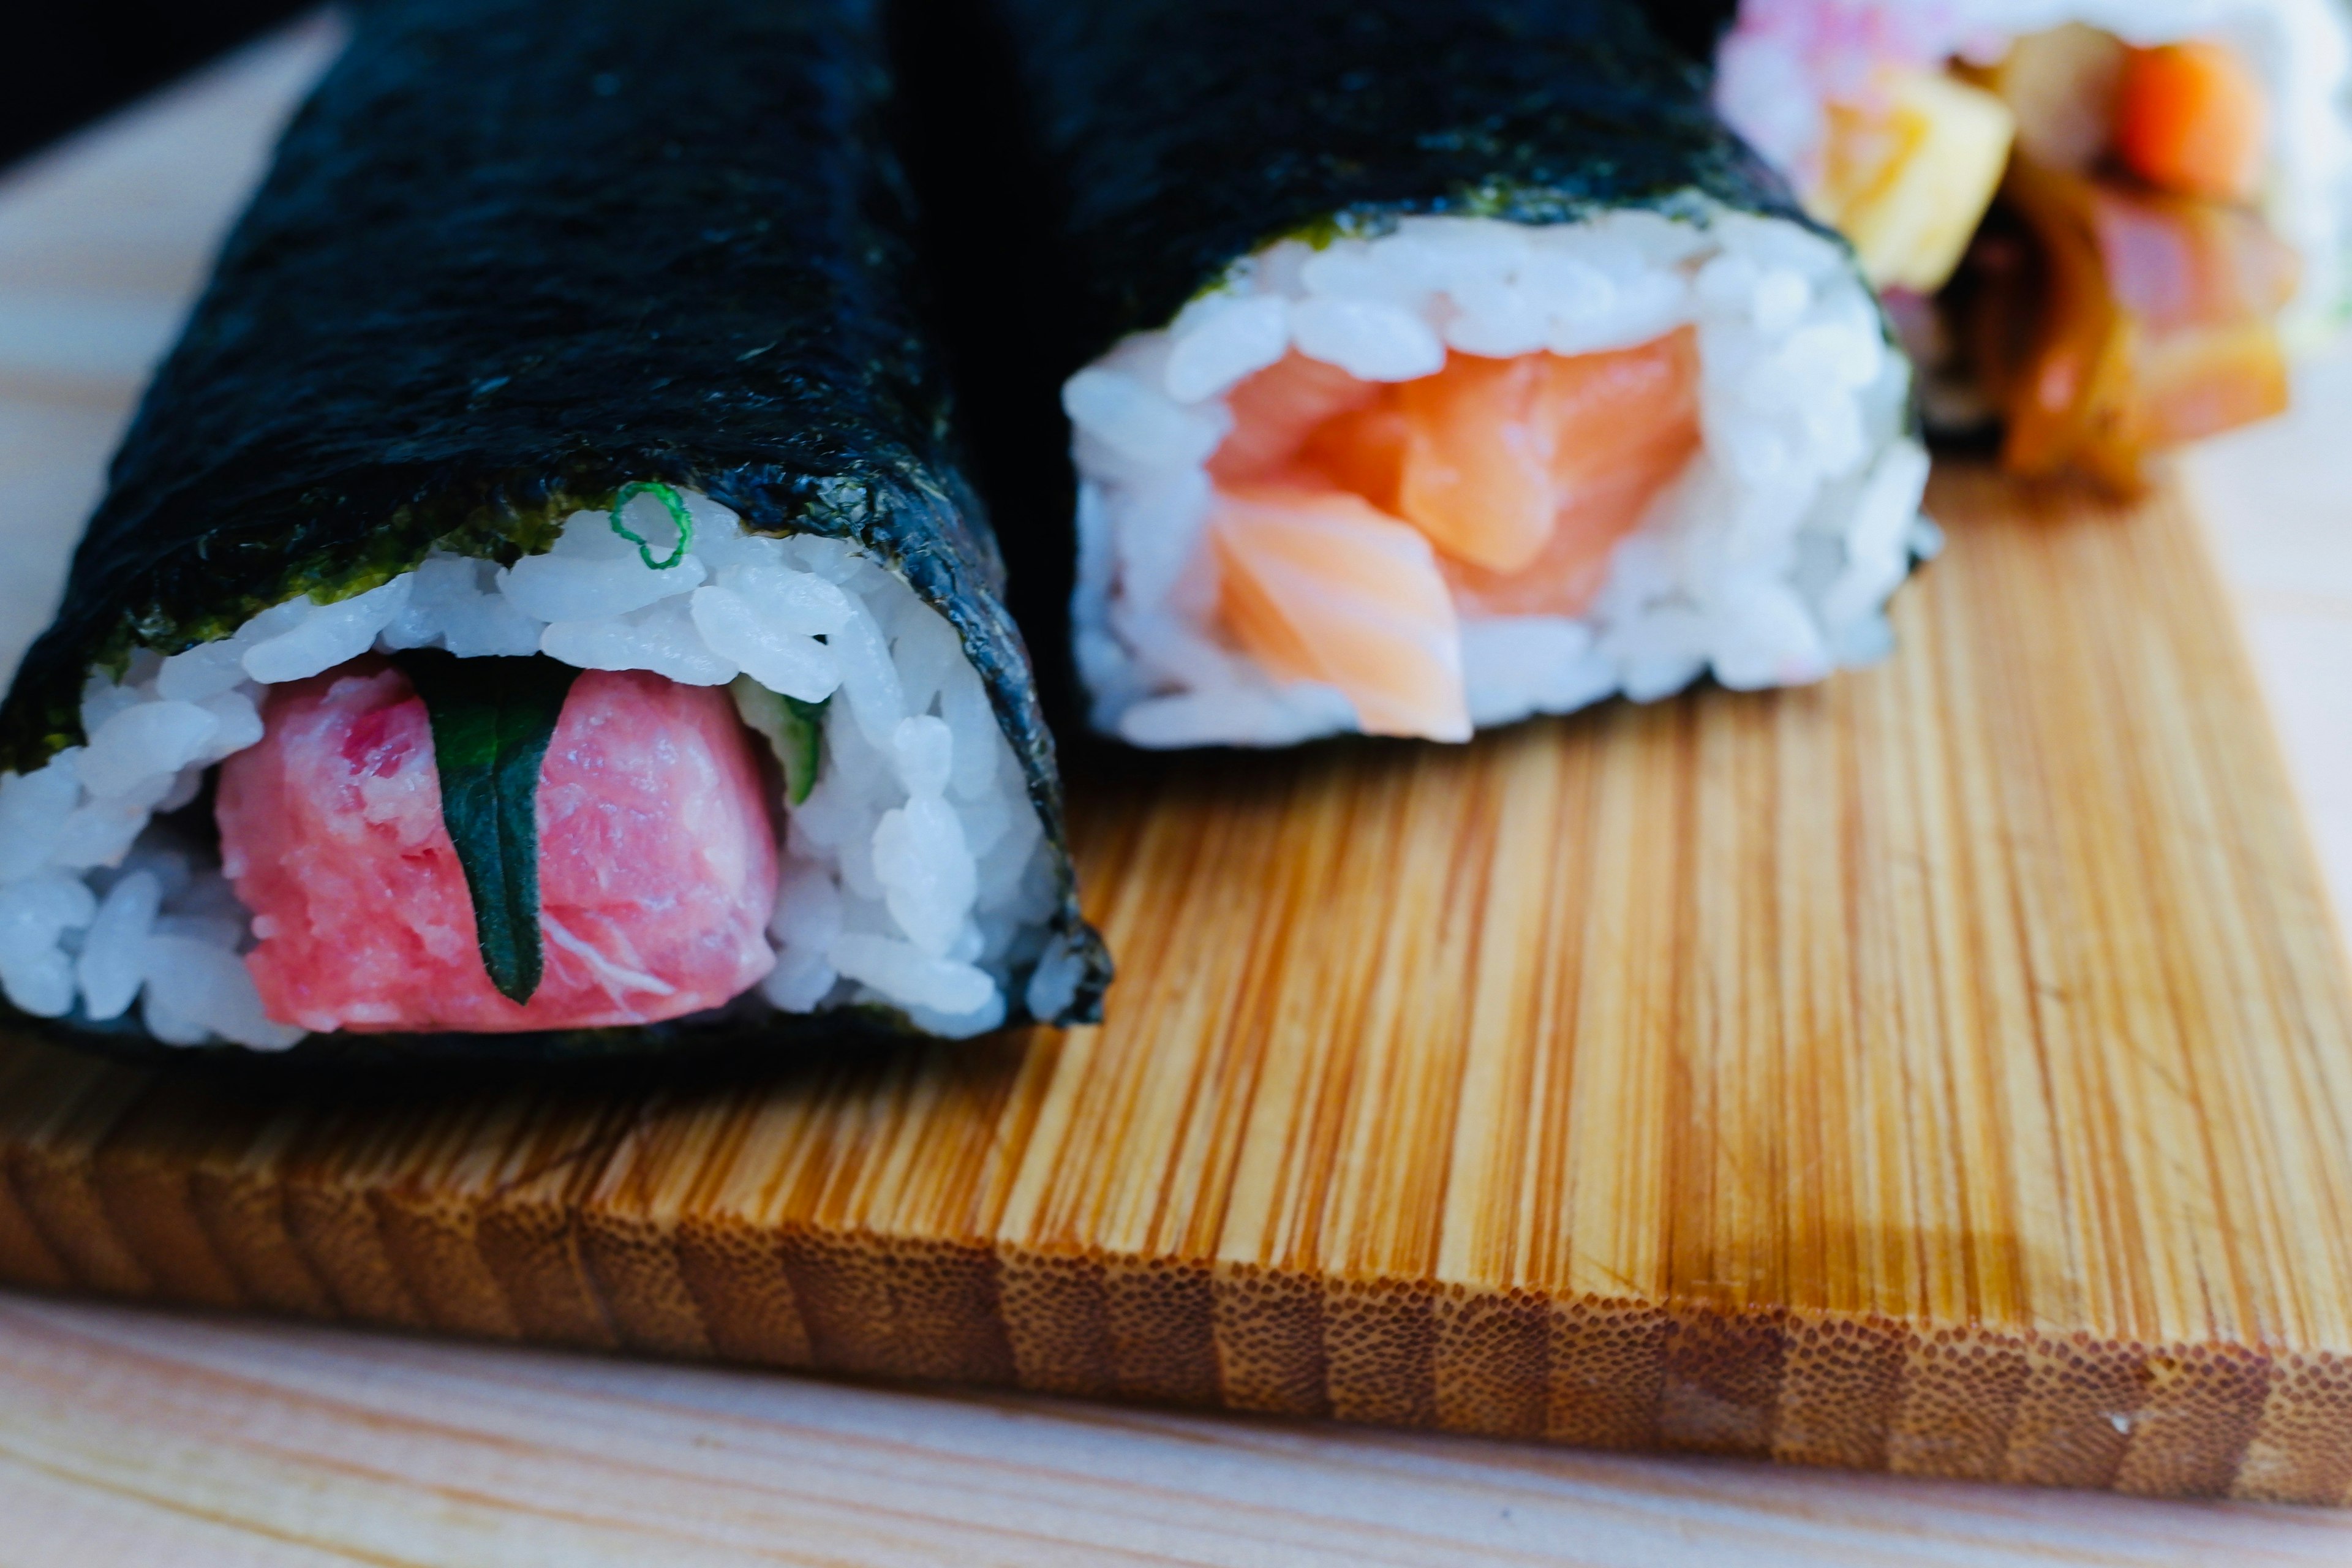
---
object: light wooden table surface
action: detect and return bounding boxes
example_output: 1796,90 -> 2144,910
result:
0,20 -> 2347,1566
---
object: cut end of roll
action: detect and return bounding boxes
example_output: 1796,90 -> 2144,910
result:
1068,206 -> 1932,750
0,494 -> 1071,1049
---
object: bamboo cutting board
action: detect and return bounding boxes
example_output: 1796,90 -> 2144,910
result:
3,452 -> 2350,1501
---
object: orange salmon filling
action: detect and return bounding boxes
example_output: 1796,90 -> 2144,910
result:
1205,329 -> 1702,741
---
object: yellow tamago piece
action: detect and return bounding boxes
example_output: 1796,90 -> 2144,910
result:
1811,67 -> 2016,293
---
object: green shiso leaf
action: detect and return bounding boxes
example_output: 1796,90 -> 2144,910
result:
729,676 -> 826,805
394,650 -> 582,1004
780,696 -> 826,805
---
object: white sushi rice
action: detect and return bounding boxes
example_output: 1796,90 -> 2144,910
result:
1713,0 -> 2352,340
1068,203 -> 1937,748
0,491 -> 1063,1047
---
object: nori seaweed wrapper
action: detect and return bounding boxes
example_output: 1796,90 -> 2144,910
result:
1639,1 -> 1742,68
982,0 -> 1810,361
0,0 -> 1110,1062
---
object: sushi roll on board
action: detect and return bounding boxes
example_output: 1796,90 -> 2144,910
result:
0,0 -> 1109,1057
977,0 -> 1938,750
1708,0 -> 2352,488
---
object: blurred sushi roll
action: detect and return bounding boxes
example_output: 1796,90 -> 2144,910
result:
0,0 -> 1109,1057
988,0 -> 1936,750
1709,0 -> 2352,488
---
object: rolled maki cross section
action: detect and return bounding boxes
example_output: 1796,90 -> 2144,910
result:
1711,0 -> 2352,486
0,0 -> 1107,1057
1074,208 -> 1928,747
998,0 -> 1935,750
0,496 -> 1091,1053
2,508 -> 1090,1054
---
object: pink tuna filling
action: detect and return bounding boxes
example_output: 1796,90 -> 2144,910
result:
216,657 -> 780,1033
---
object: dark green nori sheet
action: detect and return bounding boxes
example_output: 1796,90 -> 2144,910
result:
986,0 -> 1809,358
1640,1 -> 1743,69
0,0 -> 1109,1061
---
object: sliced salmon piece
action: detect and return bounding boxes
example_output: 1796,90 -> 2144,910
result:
1444,434 -> 1695,618
1399,333 -> 1700,610
1391,353 -> 1560,574
1210,483 -> 1469,741
1208,350 -> 1381,485
1208,334 -> 1700,585
1540,329 -> 1702,565
1200,332 -> 1701,715
1380,333 -> 1700,581
1300,400 -> 1409,511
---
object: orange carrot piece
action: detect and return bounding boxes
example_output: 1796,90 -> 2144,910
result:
2113,42 -> 2268,205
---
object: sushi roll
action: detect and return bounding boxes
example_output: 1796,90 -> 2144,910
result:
0,0 -> 1109,1057
976,0 -> 1936,750
1708,0 -> 2352,488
